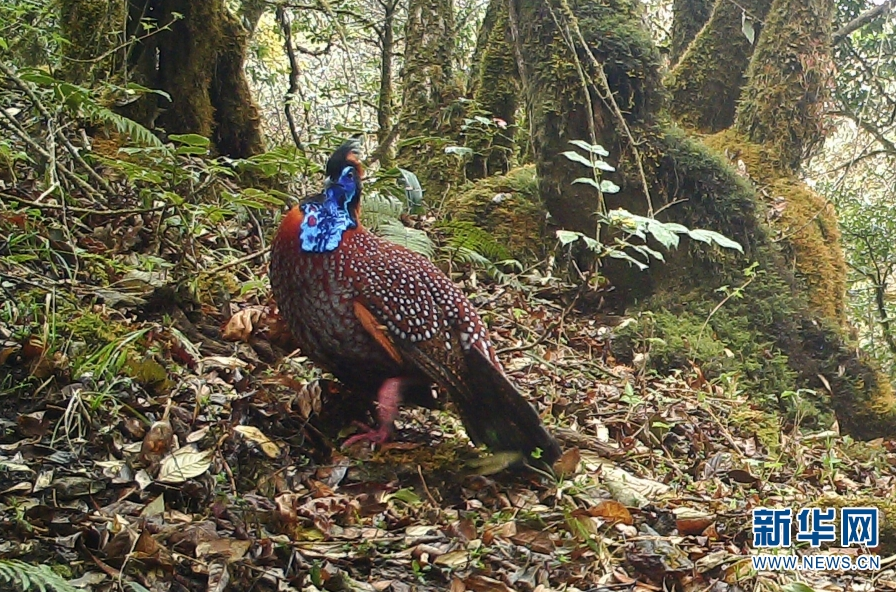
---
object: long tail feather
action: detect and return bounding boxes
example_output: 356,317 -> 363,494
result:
450,347 -> 562,467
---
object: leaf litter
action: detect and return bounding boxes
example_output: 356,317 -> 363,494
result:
2,175 -> 896,592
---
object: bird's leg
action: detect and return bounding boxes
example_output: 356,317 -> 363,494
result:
343,377 -> 402,447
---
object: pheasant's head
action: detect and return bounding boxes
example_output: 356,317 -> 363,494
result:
298,141 -> 365,253
325,140 -> 364,219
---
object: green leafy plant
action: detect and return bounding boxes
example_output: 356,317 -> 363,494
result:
557,140 -> 743,269
18,71 -> 166,149
436,221 -> 523,286
362,192 -> 435,257
0,559 -> 79,592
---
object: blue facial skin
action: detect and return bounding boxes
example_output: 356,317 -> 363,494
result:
299,166 -> 359,253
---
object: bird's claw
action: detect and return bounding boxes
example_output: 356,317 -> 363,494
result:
343,421 -> 391,448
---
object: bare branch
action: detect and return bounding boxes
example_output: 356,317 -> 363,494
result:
276,6 -> 306,151
833,0 -> 896,44
0,105 -> 102,200
833,109 -> 896,156
0,62 -> 115,196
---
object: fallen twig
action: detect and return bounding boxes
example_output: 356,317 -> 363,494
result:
203,245 -> 272,276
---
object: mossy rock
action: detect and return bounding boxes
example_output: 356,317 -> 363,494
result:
444,165 -> 546,261
613,293 -> 821,427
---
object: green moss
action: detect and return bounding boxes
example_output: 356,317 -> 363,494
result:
208,7 -> 265,157
703,128 -> 789,179
704,130 -> 847,325
156,0 -> 219,141
395,0 -> 463,200
728,405 -> 781,453
513,0 -> 664,234
445,165 -> 545,261
734,0 -> 835,170
510,0 -> 896,440
814,494 -> 896,555
67,310 -> 129,344
665,0 -> 774,132
607,127 -> 896,439
58,0 -> 126,82
466,2 -> 520,180
767,178 -> 846,323
613,296 -> 806,421
669,0 -> 714,64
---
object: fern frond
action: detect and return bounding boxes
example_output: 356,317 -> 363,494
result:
0,559 -> 79,592
16,69 -> 163,149
360,192 -> 405,229
433,220 -> 521,285
377,219 -> 435,257
451,246 -> 522,288
360,191 -> 435,257
436,221 -> 512,261
84,105 -> 165,149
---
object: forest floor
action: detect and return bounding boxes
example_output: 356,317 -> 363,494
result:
2,173 -> 896,592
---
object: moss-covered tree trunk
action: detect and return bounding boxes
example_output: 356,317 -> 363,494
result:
376,0 -> 398,167
509,0 -> 662,236
467,0 -> 503,96
395,0 -> 462,201
508,0 -> 896,439
60,0 -> 264,158
58,0 -> 128,83
704,0 -> 845,323
665,0 -> 773,132
465,0 -> 520,180
154,0 -> 263,157
669,0 -> 713,64
239,0 -> 267,35
733,0 -> 833,170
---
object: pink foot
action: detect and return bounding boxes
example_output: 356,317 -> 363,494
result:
342,378 -> 403,449
343,422 -> 391,447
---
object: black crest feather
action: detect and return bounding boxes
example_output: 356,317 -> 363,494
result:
326,140 -> 362,181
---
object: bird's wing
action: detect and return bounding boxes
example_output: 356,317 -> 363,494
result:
349,241 -> 561,466
353,301 -> 404,365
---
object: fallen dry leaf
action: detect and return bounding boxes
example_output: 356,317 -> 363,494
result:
552,446 -> 580,475
673,507 -> 715,536
510,528 -> 555,554
196,538 -> 251,563
234,424 -> 281,458
157,446 -> 213,483
222,306 -> 265,342
465,574 -> 512,592
434,549 -> 470,568
589,500 -> 633,525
